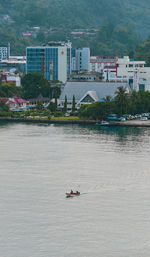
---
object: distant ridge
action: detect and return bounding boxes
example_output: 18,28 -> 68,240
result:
1,0 -> 150,37
0,0 -> 150,56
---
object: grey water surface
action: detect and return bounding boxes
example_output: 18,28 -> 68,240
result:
0,122 -> 150,257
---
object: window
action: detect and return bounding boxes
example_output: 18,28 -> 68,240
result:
139,84 -> 145,91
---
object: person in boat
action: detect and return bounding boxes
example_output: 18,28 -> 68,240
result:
70,190 -> 73,194
76,191 -> 80,194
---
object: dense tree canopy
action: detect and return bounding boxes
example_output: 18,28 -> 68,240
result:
21,73 -> 51,99
78,87 -> 150,120
134,36 -> 150,66
1,0 -> 150,36
1,0 -> 150,56
0,84 -> 22,98
21,73 -> 61,99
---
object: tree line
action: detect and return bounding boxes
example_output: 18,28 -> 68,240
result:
0,73 -> 61,100
78,87 -> 150,120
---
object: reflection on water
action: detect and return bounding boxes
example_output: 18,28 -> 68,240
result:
0,121 -> 147,138
0,122 -> 150,257
90,124 -> 144,138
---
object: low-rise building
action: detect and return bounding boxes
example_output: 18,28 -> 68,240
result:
1,74 -> 21,86
27,94 -> 51,108
90,55 -> 118,80
59,81 -> 129,109
67,72 -> 104,82
1,96 -> 28,110
0,56 -> 26,73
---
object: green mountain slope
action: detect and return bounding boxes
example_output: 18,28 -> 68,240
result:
134,36 -> 150,66
0,0 -> 150,56
1,0 -> 150,36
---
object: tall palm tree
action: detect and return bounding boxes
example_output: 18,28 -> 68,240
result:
103,95 -> 113,115
72,95 -> 76,113
129,90 -> 138,114
103,95 -> 112,103
63,95 -> 67,113
115,86 -> 128,115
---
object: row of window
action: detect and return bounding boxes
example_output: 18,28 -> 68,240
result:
27,69 -> 58,81
27,60 -> 58,64
27,55 -> 58,58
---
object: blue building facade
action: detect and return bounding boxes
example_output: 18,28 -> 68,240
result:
26,42 -> 72,83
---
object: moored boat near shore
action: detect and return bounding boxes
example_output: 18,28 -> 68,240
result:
96,120 -> 110,126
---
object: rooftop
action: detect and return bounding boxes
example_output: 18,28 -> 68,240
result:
59,82 -> 129,101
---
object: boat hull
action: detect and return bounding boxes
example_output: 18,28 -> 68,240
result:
66,193 -> 80,198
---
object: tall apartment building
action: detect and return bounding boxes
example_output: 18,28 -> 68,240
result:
0,42 -> 10,61
26,41 -> 72,83
72,48 -> 90,72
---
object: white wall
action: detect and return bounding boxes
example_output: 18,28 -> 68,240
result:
76,48 -> 90,72
58,47 -> 67,83
7,76 -> 21,87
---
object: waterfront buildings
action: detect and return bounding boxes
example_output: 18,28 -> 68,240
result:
27,94 -> 50,108
59,81 -> 129,109
89,55 -> 150,91
26,41 -> 72,83
0,96 -> 28,110
117,56 -> 150,91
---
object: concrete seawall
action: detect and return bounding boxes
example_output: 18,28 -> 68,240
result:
0,117 -> 96,125
0,117 -> 150,127
111,120 -> 150,127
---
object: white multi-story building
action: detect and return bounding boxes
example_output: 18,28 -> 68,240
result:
0,42 -> 10,61
90,55 -> 118,80
117,56 -> 150,91
90,56 -> 103,73
72,48 -> 90,72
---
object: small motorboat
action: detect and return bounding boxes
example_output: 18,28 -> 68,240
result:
96,120 -> 110,126
66,191 -> 80,198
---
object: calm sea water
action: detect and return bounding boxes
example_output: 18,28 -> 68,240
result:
0,122 -> 150,257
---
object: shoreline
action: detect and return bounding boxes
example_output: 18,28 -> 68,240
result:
0,117 -> 150,127
110,120 -> 150,127
0,117 -> 96,125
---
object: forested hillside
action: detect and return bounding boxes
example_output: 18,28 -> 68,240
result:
134,36 -> 150,66
1,0 -> 150,35
0,0 -> 150,57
